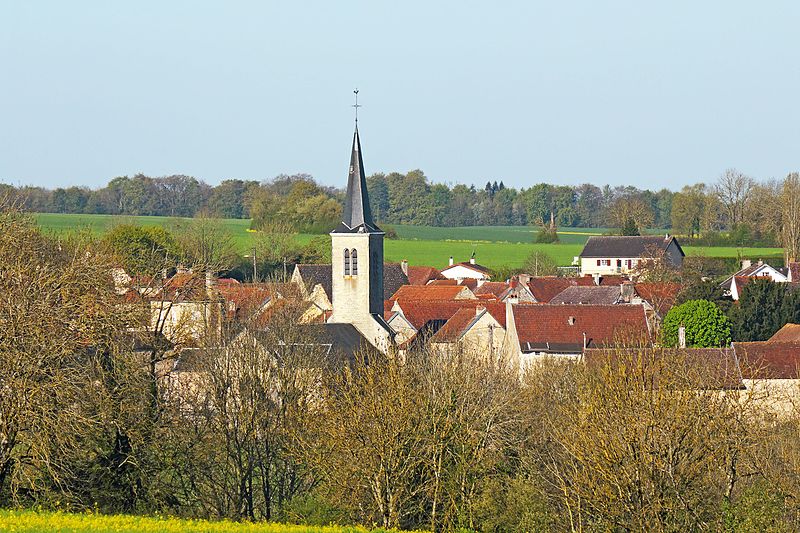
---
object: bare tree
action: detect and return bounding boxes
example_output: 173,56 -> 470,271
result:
714,168 -> 755,229
781,172 -> 800,263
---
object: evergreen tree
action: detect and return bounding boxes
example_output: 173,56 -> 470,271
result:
621,217 -> 640,236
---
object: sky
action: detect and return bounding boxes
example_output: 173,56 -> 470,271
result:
1,1 -> 799,191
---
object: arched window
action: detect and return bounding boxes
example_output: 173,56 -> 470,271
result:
344,249 -> 351,276
351,249 -> 358,276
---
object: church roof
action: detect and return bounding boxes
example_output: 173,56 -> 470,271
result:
332,127 -> 381,234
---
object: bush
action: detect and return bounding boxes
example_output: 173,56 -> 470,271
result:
535,227 -> 559,243
662,299 -> 731,347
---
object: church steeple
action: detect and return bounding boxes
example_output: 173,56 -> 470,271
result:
334,126 -> 380,233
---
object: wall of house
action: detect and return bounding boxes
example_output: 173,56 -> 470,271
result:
580,257 -> 641,276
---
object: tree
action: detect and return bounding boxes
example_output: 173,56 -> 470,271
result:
661,299 -> 731,347
671,184 -> 707,238
782,172 -> 800,263
621,216 -> 639,236
609,197 -> 654,233
714,168 -> 755,229
104,224 -> 179,275
171,215 -> 238,273
730,278 -> 800,341
524,250 -> 558,276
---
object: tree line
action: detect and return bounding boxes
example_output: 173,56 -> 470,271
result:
4,169 -> 799,245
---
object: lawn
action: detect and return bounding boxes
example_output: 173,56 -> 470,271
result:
0,510 -> 402,533
32,213 -> 784,271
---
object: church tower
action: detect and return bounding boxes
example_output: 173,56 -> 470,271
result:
329,124 -> 393,350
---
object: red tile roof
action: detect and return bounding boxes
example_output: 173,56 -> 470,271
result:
390,284 -> 475,301
474,281 -> 511,298
789,262 -> 800,282
429,302 -> 509,343
733,276 -> 752,296
390,299 -> 505,330
768,324 -> 800,343
427,279 -> 459,286
634,282 -> 682,315
527,276 -> 595,303
406,266 -> 445,286
734,342 -> 800,379
582,274 -> 628,286
513,304 -> 650,351
460,278 -> 479,291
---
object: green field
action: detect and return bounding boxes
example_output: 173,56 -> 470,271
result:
0,510 -> 399,533
33,213 -> 784,271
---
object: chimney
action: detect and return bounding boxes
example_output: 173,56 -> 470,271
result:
678,325 -> 686,348
449,256 -> 454,266
518,273 -> 531,285
592,273 -> 601,286
470,257 -> 476,265
476,304 -> 485,317
568,316 -> 576,326
620,281 -> 635,303
401,259 -> 408,276
205,270 -> 216,293
741,259 -> 752,270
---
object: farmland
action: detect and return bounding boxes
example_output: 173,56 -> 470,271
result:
33,213 -> 784,271
0,510 -> 401,533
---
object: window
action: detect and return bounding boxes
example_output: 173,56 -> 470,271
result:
616,259 -> 622,268
344,249 -> 350,276
598,259 -> 611,267
597,260 -> 601,266
351,249 -> 358,275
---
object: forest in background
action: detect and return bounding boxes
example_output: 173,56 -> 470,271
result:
2,168 -> 797,249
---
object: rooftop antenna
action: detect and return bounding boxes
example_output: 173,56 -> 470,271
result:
352,88 -> 361,126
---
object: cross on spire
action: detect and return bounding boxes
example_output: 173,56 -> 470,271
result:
352,88 -> 361,125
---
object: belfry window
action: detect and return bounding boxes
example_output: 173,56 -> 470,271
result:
351,249 -> 358,275
344,249 -> 351,276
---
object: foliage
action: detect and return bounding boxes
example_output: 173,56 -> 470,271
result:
249,175 -> 341,234
661,299 -> 732,347
621,216 -> 640,235
675,279 -> 733,314
730,278 -> 800,341
522,250 -> 558,276
102,223 -> 179,275
534,226 -> 559,243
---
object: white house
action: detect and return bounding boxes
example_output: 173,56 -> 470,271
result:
440,256 -> 492,282
578,235 -> 684,276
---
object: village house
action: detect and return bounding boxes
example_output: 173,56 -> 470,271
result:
440,255 -> 492,282
719,259 -> 800,300
503,303 -> 652,369
578,235 -> 684,276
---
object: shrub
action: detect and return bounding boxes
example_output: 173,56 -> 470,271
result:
661,299 -> 731,347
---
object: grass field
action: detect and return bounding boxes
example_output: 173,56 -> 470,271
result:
32,213 -> 784,271
0,510 -> 401,533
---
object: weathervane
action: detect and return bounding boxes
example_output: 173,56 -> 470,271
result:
352,88 -> 361,124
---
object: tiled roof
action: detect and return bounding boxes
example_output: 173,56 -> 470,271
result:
790,262 -> 800,282
588,275 -> 627,286
383,263 -> 410,300
390,284 -> 475,302
527,277 -> 594,303
391,299 -> 503,330
513,304 -> 650,351
460,278 -> 479,290
733,342 -> 800,379
474,281 -> 511,298
768,324 -> 800,343
295,264 -> 332,300
733,276 -> 752,296
427,279 -> 459,286
580,235 -> 683,258
430,302 -> 507,343
549,286 -> 621,305
407,265 -> 445,286
634,282 -> 682,315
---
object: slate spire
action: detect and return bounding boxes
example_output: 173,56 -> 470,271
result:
335,125 -> 380,233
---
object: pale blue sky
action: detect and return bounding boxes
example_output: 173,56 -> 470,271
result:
1,1 -> 798,190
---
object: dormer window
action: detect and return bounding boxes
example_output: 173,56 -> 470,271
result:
351,249 -> 358,276
344,249 -> 351,276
